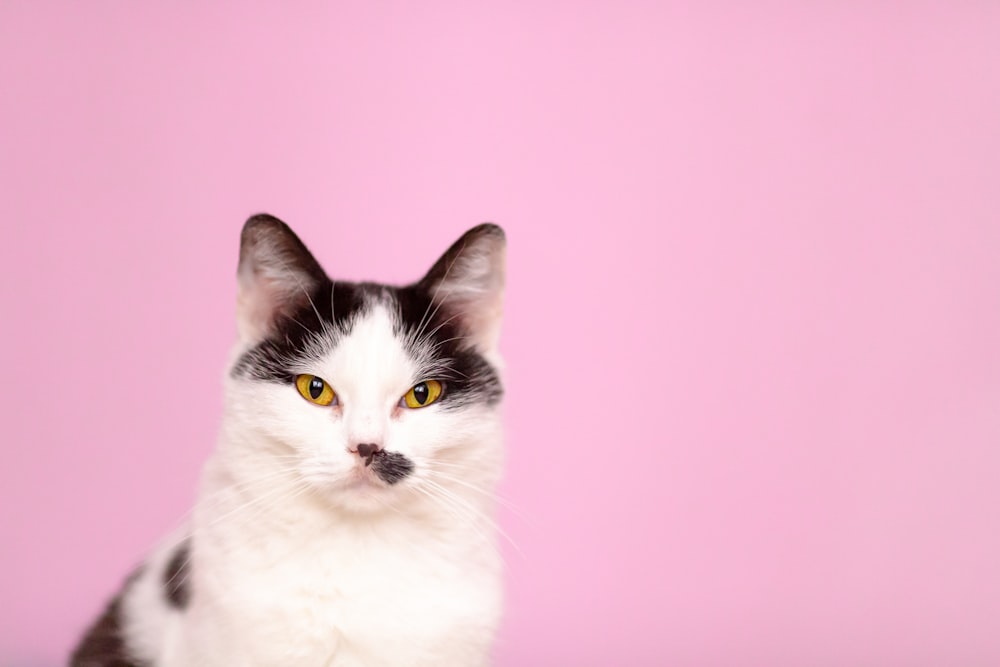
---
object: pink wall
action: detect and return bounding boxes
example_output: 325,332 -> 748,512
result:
2,3 -> 999,665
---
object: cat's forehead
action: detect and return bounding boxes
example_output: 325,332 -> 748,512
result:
324,302 -> 416,391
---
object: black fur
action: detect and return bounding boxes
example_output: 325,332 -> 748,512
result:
392,282 -> 504,408
71,570 -> 147,667
230,279 -> 370,383
163,539 -> 191,609
73,218 -> 505,663
231,216 -> 504,411
371,451 -> 416,485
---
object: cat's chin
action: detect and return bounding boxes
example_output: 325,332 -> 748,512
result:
323,488 -> 400,515
311,470 -> 405,515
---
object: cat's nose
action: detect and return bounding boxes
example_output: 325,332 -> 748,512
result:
355,443 -> 382,459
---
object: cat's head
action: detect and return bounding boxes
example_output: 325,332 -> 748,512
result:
221,214 -> 506,513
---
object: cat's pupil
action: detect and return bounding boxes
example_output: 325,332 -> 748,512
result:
413,383 -> 428,404
309,378 -> 324,399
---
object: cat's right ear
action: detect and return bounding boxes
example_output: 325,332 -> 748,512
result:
236,214 -> 327,343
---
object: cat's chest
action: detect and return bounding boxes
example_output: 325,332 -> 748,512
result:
194,522 -> 498,665
257,534 -> 461,619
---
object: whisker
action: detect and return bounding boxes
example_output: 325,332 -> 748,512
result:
426,469 -> 528,521
135,464 -> 303,562
411,486 -> 494,545
201,477 -> 308,532
413,310 -> 467,350
158,470 -> 309,595
413,239 -> 471,343
269,252 -> 325,330
329,279 -> 336,325
419,479 -> 523,560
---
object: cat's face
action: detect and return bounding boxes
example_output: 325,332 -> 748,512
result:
220,215 -> 505,513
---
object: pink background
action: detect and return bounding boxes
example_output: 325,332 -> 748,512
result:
2,3 -> 999,665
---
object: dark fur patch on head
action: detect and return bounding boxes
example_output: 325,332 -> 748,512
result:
163,539 -> 191,609
232,280 -> 503,410
393,285 -> 504,409
71,569 -> 148,667
372,451 -> 415,485
231,280 -> 370,382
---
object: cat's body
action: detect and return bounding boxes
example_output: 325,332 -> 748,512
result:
73,216 -> 507,666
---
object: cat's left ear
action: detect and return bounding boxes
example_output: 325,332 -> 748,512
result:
418,224 -> 506,352
236,214 -> 328,343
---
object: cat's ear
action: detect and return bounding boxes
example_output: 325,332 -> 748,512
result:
236,214 -> 327,343
418,224 -> 506,352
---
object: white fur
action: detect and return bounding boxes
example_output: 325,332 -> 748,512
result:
120,302 -> 504,666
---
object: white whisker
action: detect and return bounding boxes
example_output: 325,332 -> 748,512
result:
426,469 -> 528,521
413,238 -> 470,343
418,478 -> 523,560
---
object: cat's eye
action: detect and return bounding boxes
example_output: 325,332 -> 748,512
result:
402,380 -> 443,409
295,374 -> 337,406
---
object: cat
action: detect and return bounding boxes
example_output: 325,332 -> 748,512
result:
72,214 -> 507,666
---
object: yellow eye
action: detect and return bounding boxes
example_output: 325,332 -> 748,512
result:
403,380 -> 443,409
295,374 -> 337,406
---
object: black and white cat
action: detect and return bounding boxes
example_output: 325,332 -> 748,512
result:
73,215 -> 507,666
